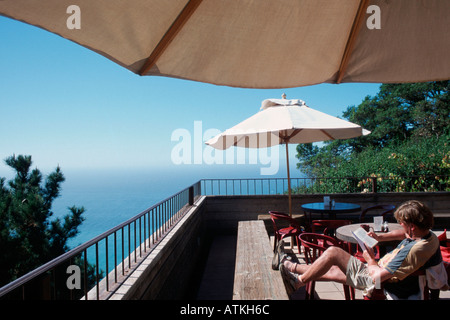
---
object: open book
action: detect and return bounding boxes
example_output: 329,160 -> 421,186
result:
351,227 -> 378,251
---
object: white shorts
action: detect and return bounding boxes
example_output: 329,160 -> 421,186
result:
345,256 -> 374,290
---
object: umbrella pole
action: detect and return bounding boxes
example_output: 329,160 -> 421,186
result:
285,142 -> 292,217
285,141 -> 294,250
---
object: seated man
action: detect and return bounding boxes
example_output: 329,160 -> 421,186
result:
280,200 -> 448,299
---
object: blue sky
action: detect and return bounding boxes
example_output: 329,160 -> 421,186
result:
0,16 -> 381,179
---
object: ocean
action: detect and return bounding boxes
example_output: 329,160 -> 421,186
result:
1,162 -> 301,276
50,164 -> 298,249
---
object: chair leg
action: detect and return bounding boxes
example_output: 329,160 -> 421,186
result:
305,281 -> 316,300
295,237 -> 302,256
430,289 -> 440,300
343,285 -> 355,300
273,235 -> 281,252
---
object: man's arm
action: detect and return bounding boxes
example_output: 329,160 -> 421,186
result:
368,228 -> 406,242
363,245 -> 393,284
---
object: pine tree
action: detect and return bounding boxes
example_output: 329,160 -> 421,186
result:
0,155 -> 85,286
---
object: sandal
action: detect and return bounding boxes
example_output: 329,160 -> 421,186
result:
272,240 -> 289,270
280,264 -> 305,295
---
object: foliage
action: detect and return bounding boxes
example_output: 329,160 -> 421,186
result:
294,81 -> 450,193
0,155 -> 85,287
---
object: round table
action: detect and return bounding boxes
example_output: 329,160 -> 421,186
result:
301,202 -> 361,221
336,222 -> 403,256
336,223 -> 403,247
335,222 -> 403,244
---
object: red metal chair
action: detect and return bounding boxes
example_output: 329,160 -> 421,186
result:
299,232 -> 354,300
269,211 -> 304,255
311,219 -> 352,248
433,229 -> 450,299
359,204 -> 396,222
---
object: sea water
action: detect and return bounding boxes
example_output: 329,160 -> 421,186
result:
51,167 -> 192,249
46,164 -> 298,274
51,164 -> 300,247
0,162 -> 299,276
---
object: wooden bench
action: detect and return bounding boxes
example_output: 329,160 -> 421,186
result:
233,220 -> 289,300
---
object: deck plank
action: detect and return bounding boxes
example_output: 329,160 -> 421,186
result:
233,220 -> 288,300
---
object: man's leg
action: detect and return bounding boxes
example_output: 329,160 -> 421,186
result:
283,246 -> 351,285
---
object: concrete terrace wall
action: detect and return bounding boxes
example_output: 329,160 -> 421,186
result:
203,192 -> 450,231
110,196 -> 208,300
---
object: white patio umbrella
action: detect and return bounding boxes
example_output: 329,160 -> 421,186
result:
1,0 -> 449,88
205,95 -> 370,216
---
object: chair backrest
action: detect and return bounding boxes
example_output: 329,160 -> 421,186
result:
299,233 -> 340,263
311,220 -> 352,237
269,211 -> 302,232
359,205 -> 396,222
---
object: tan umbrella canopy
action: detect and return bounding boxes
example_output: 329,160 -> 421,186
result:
1,0 -> 449,88
205,96 -> 370,216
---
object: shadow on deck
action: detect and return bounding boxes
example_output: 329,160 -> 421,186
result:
195,234 -> 237,300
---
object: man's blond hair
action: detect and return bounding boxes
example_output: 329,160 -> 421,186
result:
394,200 -> 434,230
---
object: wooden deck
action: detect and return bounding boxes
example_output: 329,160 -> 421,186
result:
195,222 -> 450,301
232,220 -> 289,300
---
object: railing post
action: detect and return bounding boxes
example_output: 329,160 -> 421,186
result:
189,186 -> 194,205
371,177 -> 378,193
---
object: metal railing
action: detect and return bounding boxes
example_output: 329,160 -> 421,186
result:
0,174 -> 448,300
201,175 -> 449,195
0,181 -> 201,300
